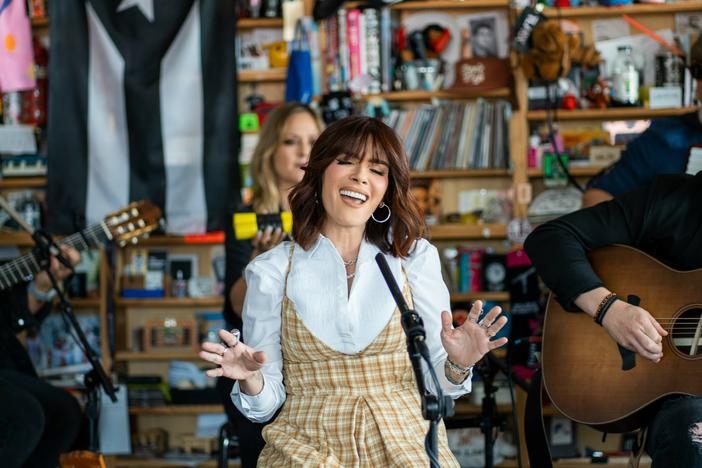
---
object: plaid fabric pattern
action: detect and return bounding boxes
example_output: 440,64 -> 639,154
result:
257,245 -> 459,467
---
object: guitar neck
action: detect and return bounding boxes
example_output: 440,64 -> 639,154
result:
0,222 -> 112,291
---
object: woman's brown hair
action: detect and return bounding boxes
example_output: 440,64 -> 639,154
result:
249,103 -> 322,212
290,116 -> 425,257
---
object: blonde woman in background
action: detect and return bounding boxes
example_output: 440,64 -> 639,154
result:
219,102 -> 322,468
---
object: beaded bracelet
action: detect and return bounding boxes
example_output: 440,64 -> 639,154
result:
444,357 -> 473,385
595,293 -> 619,326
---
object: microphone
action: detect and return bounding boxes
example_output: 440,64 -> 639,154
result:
374,253 -> 430,360
232,212 -> 292,240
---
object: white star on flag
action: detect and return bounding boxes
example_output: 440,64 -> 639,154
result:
117,0 -> 155,22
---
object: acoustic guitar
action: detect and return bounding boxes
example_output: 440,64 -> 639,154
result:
0,200 -> 161,292
542,244 -> 702,433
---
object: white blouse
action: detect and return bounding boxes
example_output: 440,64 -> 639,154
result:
231,235 -> 472,422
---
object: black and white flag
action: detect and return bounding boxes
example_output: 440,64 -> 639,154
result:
47,0 -> 238,234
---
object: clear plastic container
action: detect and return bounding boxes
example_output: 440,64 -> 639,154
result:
611,45 -> 639,106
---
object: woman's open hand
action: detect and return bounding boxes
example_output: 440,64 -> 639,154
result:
200,329 -> 267,381
440,300 -> 509,368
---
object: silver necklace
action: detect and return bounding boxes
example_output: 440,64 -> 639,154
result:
343,257 -> 358,266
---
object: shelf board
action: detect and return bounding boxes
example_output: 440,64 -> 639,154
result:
349,0 -> 510,10
542,1 -> 702,18
114,457 -> 224,468
527,166 -> 605,178
30,16 -> 49,29
237,17 -> 282,29
428,223 -> 507,240
450,291 -> 510,302
527,106 -> 696,121
115,351 -> 200,361
129,233 -> 224,246
238,68 -> 286,82
129,404 -> 224,415
362,88 -> 511,101
0,232 -> 34,246
69,298 -> 101,308
411,168 -> 510,178
116,297 -> 223,307
0,177 -> 47,189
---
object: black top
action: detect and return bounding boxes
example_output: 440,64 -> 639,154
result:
524,172 -> 702,311
223,206 -> 254,330
0,284 -> 52,376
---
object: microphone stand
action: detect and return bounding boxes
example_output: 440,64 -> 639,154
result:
0,196 -> 118,451
375,253 -> 454,468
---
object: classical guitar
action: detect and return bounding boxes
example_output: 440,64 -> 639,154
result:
0,200 -> 162,291
542,244 -> 702,433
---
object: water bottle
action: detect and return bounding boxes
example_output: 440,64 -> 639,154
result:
611,45 -> 639,106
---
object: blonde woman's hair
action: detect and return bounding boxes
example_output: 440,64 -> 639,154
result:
250,103 -> 322,213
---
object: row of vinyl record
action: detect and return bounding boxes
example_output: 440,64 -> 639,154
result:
384,100 -> 511,171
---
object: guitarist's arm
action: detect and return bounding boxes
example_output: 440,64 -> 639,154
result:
26,245 -> 80,315
525,180 -> 673,362
573,286 -> 667,362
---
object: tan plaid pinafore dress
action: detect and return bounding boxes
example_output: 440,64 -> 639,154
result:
257,245 -> 459,467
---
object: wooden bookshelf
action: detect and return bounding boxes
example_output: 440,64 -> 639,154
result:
450,291 -> 510,302
527,166 -> 605,178
542,1 -> 702,18
527,106 -> 697,122
238,68 -> 287,82
237,17 -> 283,29
411,168 -> 510,179
428,223 -> 507,240
114,458 -> 229,468
0,177 -> 47,189
116,297 -> 223,308
129,404 -> 224,415
115,351 -> 200,362
362,88 -> 511,102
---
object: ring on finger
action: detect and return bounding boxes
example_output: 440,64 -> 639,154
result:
230,328 -> 241,348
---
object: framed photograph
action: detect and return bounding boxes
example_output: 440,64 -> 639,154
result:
167,254 -> 198,281
469,17 -> 498,58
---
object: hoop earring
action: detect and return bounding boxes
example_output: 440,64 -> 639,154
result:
371,202 -> 391,223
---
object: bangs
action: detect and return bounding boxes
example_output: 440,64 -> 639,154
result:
327,119 -> 399,166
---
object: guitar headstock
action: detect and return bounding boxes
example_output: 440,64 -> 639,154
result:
104,201 -> 163,246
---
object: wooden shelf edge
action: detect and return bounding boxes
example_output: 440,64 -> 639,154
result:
527,166 -> 606,178
0,177 -> 47,189
30,16 -> 49,28
115,351 -> 200,361
116,297 -> 224,307
238,68 -> 286,82
527,106 -> 696,121
237,17 -> 282,29
541,2 -> 702,18
347,0 -> 510,10
360,87 -> 511,101
411,168 -> 510,178
450,291 -> 510,302
428,223 -> 507,240
129,404 -> 224,415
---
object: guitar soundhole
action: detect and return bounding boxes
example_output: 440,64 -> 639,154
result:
671,308 -> 702,358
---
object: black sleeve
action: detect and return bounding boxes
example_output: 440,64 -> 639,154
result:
223,213 -> 254,328
3,283 -> 52,333
524,183 -> 655,311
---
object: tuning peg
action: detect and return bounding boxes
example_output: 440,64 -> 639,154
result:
131,208 -> 139,217
131,237 -> 138,244
119,240 -> 126,247
138,219 -> 146,228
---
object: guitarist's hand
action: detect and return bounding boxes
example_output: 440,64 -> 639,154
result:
602,300 -> 668,362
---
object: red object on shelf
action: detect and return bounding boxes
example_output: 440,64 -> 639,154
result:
182,231 -> 225,244
562,94 -> 577,110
